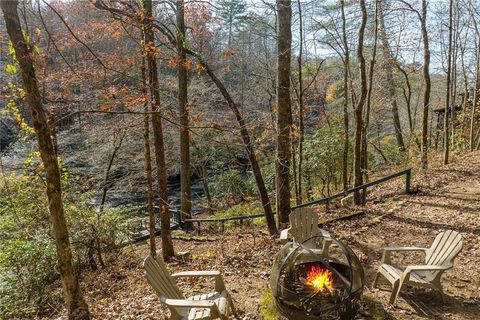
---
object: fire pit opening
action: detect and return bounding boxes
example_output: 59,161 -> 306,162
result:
270,230 -> 364,320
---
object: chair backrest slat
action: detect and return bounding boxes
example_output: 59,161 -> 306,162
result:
144,255 -> 184,300
425,230 -> 463,266
289,208 -> 320,243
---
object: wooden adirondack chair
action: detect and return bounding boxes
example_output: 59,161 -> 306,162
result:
373,230 -> 463,304
279,208 -> 334,257
280,207 -> 321,244
144,255 -> 235,320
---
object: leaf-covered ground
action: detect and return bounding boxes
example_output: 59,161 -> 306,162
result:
54,152 -> 480,319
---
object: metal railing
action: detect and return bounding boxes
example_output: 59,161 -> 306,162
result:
133,207 -> 183,242
294,168 -> 412,209
181,168 -> 412,233
137,206 -> 182,229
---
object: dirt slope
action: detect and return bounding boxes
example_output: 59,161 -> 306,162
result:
354,151 -> 480,320
68,152 -> 480,320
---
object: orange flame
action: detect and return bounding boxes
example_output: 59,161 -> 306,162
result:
304,265 -> 333,291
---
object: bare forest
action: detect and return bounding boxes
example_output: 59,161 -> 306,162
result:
1,0 -> 479,319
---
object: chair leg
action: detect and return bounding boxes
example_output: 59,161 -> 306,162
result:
389,279 -> 402,304
220,314 -> 228,320
372,271 -> 380,288
228,295 -> 236,315
438,287 -> 446,303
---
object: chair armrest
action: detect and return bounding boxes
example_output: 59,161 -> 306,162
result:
172,270 -> 221,277
405,264 -> 452,273
384,247 -> 429,252
401,264 -> 453,283
172,270 -> 226,291
280,228 -> 290,244
381,247 -> 428,264
164,298 -> 216,308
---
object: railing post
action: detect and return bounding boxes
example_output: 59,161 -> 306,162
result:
405,169 -> 411,194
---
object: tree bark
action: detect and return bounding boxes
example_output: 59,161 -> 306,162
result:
143,0 -> 175,260
340,0 -> 349,191
191,140 -> 213,214
176,0 -> 192,228
470,38 -> 480,151
444,0 -> 453,165
378,0 -> 405,153
362,0 -> 379,203
296,0 -> 304,205
420,0 -> 431,169
198,165 -> 213,213
276,0 -> 292,226
353,0 -> 368,205
141,56 -> 157,257
395,63 -> 415,138
450,5 -> 459,149
1,1 -> 91,319
459,34 -> 469,141
99,131 -> 125,211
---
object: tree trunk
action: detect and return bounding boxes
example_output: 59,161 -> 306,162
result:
362,0 -> 379,204
180,39 -> 277,234
0,2 -> 91,319
87,239 -> 98,271
420,0 -> 431,169
141,56 -> 157,257
459,36 -> 469,142
378,0 -> 405,153
444,0 -> 453,165
191,140 -> 213,214
99,132 -> 125,211
143,0 -> 175,260
198,165 -> 213,213
470,38 -> 480,151
176,0 -> 192,229
450,6 -> 459,149
276,0 -> 292,226
395,63 -> 416,141
48,110 -> 59,156
291,141 -> 299,204
353,0 -> 368,205
340,0 -> 349,191
202,61 -> 277,235
296,0 -> 304,205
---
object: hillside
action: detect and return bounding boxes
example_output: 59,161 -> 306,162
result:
50,151 -> 480,320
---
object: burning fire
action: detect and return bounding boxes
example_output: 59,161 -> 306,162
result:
304,264 -> 333,291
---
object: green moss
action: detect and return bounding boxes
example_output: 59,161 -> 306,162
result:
214,201 -> 264,218
257,288 -> 286,320
207,201 -> 268,230
171,230 -> 218,242
257,289 -> 391,320
361,292 -> 391,320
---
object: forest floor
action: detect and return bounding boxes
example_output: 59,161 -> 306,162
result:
64,151 -> 479,320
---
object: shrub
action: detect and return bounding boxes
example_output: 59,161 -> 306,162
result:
67,203 -> 134,269
0,174 -> 58,318
211,169 -> 255,203
303,122 -> 347,195
0,173 -> 134,318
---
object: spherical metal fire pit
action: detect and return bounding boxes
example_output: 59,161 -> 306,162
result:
270,230 -> 364,320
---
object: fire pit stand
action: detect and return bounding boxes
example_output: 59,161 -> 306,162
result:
270,230 -> 364,320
